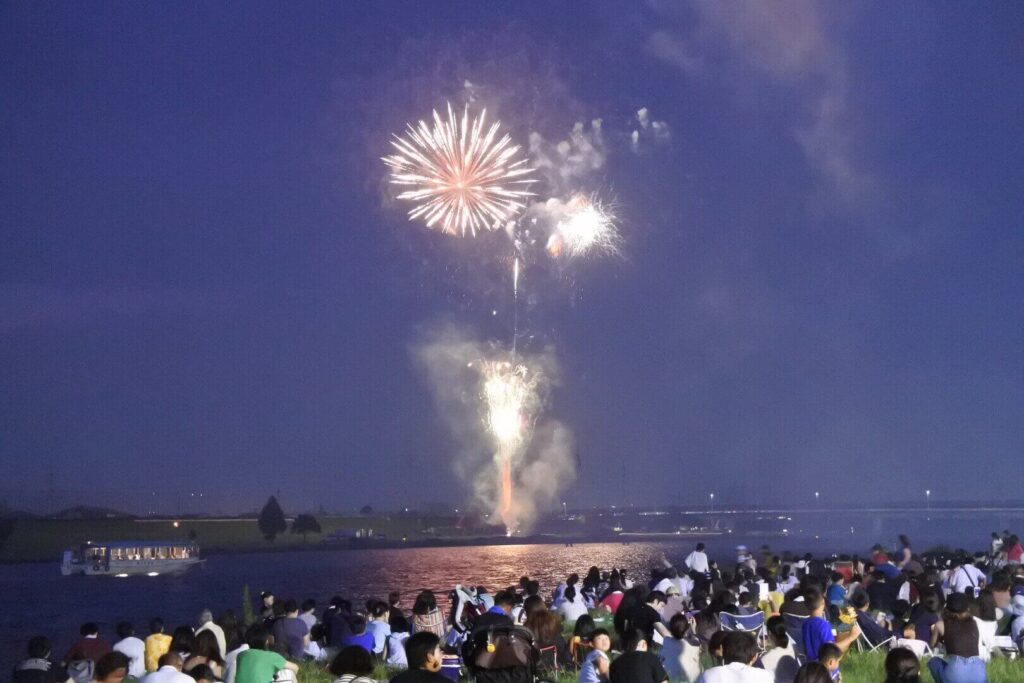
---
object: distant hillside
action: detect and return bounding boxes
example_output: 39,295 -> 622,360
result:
49,506 -> 134,520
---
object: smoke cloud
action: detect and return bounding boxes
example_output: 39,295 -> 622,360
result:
412,322 -> 575,533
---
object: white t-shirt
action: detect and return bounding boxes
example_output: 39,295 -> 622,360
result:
685,550 -> 709,574
113,636 -> 146,678
759,642 -> 800,683
195,621 -> 227,659
142,666 -> 196,683
223,644 -> 249,683
697,662 -> 773,683
660,637 -> 702,683
557,596 -> 589,623
950,565 -> 985,594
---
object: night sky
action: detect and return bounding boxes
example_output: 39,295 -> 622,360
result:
2,2 -> 1022,515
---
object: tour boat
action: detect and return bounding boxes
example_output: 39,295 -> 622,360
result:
60,540 -> 204,577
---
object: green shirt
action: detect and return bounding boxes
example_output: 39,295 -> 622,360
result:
235,649 -> 287,683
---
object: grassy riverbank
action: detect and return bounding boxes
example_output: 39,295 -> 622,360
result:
296,650 -> 1023,683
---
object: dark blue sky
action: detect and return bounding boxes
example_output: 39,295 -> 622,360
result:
2,2 -> 1022,515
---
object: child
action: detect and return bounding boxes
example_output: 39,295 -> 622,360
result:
578,628 -> 610,683
818,643 -> 842,681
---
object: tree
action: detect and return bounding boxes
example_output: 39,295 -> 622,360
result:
291,513 -> 322,542
258,496 -> 287,541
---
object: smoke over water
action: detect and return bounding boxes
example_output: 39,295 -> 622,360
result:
413,323 -> 575,533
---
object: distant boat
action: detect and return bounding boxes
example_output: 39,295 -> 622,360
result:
61,541 -> 204,577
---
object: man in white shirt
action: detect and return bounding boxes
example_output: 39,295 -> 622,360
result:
112,622 -> 146,679
222,642 -> 249,683
685,543 -> 710,575
195,609 -> 226,659
697,632 -> 772,683
142,653 -> 194,683
949,558 -> 986,595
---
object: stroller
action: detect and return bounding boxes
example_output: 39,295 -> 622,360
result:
463,624 -> 554,683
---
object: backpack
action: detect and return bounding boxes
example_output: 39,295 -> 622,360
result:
66,660 -> 94,683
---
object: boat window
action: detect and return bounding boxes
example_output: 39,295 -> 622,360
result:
156,546 -> 169,560
142,547 -> 153,560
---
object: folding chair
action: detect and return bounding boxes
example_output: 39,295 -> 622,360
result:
781,613 -> 809,660
895,638 -> 933,659
719,611 -> 767,649
856,629 -> 895,653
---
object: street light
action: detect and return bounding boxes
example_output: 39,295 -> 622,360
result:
709,492 -> 715,513
925,489 -> 931,512
815,491 -> 820,505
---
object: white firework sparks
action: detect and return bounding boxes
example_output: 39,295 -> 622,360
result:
546,194 -> 620,259
383,103 -> 537,237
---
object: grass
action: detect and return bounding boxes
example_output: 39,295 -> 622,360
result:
298,649 -> 1024,683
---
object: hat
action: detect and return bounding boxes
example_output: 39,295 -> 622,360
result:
665,585 -> 681,596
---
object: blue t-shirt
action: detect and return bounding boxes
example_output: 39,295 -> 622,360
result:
341,632 -> 375,653
826,584 -> 846,606
366,620 -> 391,654
802,616 -> 834,662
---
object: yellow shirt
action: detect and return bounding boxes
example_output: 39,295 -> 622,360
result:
144,633 -> 172,672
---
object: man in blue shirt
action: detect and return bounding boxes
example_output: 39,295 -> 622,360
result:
470,590 -> 515,632
801,589 -> 859,662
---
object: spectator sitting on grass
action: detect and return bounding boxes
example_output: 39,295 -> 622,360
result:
144,620 -> 172,674
816,643 -> 841,682
388,632 -> 447,683
234,626 -> 298,683
578,628 -> 610,683
609,629 -> 668,683
141,653 -> 195,683
884,647 -> 922,683
93,652 -> 129,683
802,590 -> 859,664
329,645 -> 377,683
696,631 -> 771,683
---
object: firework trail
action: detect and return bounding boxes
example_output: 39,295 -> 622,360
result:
382,103 -> 537,237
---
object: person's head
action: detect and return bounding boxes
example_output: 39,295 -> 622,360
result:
149,618 -> 165,635
349,613 -> 368,635
696,543 -> 705,551
193,630 -> 223,664
245,625 -> 271,651
621,629 -> 648,652
525,610 -> 561,643
404,631 -> 443,671
818,643 -> 842,673
187,664 -> 216,683
493,589 -> 516,612
198,609 -> 213,625
885,647 -> 921,683
94,651 -> 130,683
849,590 -> 870,612
412,590 -> 437,615
668,613 -> 690,640
170,626 -> 195,654
647,590 -> 666,609
899,535 -> 910,548
260,591 -> 274,606
803,588 -> 825,615
722,632 -> 758,666
766,616 -> 789,649
158,653 -> 183,670
572,614 -> 595,638
27,635 -> 51,659
522,595 -> 546,619
737,592 -> 752,608
281,599 -> 298,616
589,628 -> 611,652
794,662 -> 832,683
371,601 -> 390,620
944,592 -> 971,619
830,572 -> 843,585
389,591 -> 401,607
116,621 -> 134,640
301,598 -> 316,614
564,585 -> 577,603
80,622 -> 100,637
329,645 -> 375,678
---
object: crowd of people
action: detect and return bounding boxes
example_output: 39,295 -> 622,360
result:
13,532 -> 1024,683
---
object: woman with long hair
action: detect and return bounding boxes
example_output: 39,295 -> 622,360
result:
928,593 -> 986,682
183,630 -> 224,679
410,590 -> 446,638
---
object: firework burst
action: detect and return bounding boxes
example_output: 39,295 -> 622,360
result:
383,103 -> 537,237
546,194 -> 620,259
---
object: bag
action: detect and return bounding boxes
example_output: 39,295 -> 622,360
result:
67,660 -> 94,683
